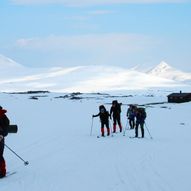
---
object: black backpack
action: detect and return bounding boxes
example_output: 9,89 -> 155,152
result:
139,108 -> 147,119
0,115 -> 10,137
112,100 -> 121,113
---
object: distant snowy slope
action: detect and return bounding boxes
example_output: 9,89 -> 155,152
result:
0,54 -> 28,78
61,66 -> 182,93
0,55 -> 188,92
0,54 -> 24,69
0,64 -> 183,92
147,61 -> 191,82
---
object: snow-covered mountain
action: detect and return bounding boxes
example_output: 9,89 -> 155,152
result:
0,54 -> 29,79
147,61 -> 191,82
0,64 -> 182,93
0,54 -> 23,69
0,55 -> 187,92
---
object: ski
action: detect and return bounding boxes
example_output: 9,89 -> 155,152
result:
129,136 -> 139,139
129,136 -> 144,139
97,135 -> 114,138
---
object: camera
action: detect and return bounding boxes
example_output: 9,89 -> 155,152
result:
8,125 -> 18,133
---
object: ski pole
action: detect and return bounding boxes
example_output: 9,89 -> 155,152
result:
5,144 -> 29,166
144,122 -> 153,139
90,116 -> 94,136
109,119 -> 113,137
123,119 -> 128,136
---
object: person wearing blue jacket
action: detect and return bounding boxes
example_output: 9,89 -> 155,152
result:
127,105 -> 136,129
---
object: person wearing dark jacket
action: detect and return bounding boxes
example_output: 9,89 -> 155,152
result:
127,105 -> 136,129
110,100 -> 122,133
93,105 -> 110,137
0,107 -> 9,178
135,108 -> 146,138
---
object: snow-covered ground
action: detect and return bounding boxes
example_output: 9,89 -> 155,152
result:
1,89 -> 191,191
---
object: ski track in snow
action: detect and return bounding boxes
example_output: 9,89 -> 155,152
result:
0,91 -> 191,191
107,143 -> 170,191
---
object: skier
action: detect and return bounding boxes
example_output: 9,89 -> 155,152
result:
93,105 -> 110,137
135,107 -> 146,138
0,106 -> 9,178
127,105 -> 136,129
110,100 -> 122,133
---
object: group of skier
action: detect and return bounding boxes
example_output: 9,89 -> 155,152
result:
93,100 -> 146,138
0,100 -> 147,178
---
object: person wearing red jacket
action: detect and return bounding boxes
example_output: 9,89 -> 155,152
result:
0,106 -> 9,178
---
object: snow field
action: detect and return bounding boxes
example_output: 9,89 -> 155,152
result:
0,91 -> 191,191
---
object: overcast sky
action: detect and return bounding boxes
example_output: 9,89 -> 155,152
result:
0,0 -> 191,71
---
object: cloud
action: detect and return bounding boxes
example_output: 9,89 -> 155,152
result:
88,10 -> 116,15
10,0 -> 189,6
15,33 -> 158,67
16,33 -> 155,52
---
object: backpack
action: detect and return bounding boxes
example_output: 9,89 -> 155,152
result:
138,108 -> 147,119
0,115 -> 10,137
117,103 -> 121,113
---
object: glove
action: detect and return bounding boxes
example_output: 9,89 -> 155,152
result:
0,135 -> 3,142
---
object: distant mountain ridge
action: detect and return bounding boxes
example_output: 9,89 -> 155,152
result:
0,55 -> 187,92
147,61 -> 191,82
